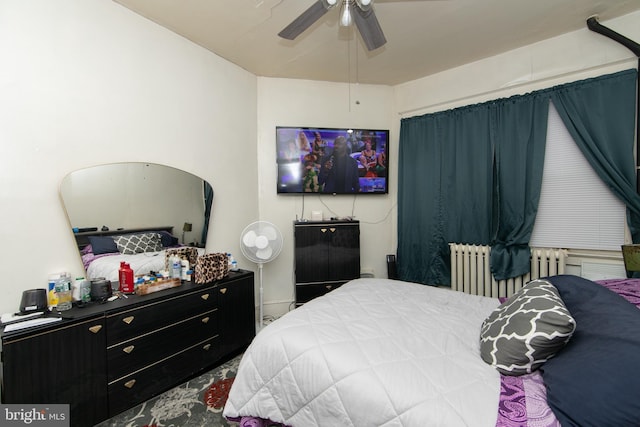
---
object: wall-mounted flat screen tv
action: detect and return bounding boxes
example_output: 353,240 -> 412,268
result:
276,126 -> 389,194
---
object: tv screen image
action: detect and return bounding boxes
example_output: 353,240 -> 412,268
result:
276,126 -> 389,194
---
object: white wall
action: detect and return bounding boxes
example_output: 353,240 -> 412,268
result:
256,78 -> 395,315
0,0 -> 258,316
394,12 -> 640,119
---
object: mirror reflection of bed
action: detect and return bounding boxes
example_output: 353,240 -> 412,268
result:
60,163 -> 212,282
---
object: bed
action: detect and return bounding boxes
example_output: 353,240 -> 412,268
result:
76,227 -> 201,282
223,275 -> 640,427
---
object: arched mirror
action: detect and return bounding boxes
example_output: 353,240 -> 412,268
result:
61,163 -> 213,282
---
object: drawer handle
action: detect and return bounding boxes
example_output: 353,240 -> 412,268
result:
201,294 -> 210,300
321,228 -> 327,233
325,285 -> 333,290
88,325 -> 102,334
203,344 -> 211,351
201,317 -> 210,324
124,379 -> 136,389
122,316 -> 135,325
330,228 -> 336,233
123,345 -> 135,354
219,288 -> 227,295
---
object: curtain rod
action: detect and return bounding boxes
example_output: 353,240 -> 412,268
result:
397,57 -> 636,118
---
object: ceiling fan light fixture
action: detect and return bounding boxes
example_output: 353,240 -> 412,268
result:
339,0 -> 352,27
278,0 -> 386,51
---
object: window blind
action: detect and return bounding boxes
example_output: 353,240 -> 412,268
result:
529,101 -> 626,250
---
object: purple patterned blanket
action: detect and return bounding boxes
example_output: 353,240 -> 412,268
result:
495,277 -> 640,427
595,278 -> 640,307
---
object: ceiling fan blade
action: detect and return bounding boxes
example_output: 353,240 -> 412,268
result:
352,5 -> 387,51
278,1 -> 331,40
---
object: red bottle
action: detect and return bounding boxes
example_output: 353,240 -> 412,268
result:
119,262 -> 135,294
118,261 -> 126,291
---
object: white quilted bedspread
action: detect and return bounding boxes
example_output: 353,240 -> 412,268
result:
224,278 -> 501,427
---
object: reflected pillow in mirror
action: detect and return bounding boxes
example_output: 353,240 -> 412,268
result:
114,233 -> 163,255
157,230 -> 180,247
88,236 -> 119,255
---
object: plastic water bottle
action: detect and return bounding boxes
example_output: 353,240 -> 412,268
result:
80,279 -> 91,303
47,276 -> 59,309
72,277 -> 85,301
55,276 -> 72,311
172,256 -> 182,279
228,253 -> 238,271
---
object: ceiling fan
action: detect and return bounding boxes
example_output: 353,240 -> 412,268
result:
278,0 -> 387,51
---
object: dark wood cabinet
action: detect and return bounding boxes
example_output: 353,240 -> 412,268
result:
218,276 -> 256,358
1,316 -> 108,427
1,270 -> 254,427
294,220 -> 360,304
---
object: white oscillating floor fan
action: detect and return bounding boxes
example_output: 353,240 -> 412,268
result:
240,221 -> 283,329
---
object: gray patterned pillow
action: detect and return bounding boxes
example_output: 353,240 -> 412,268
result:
114,233 -> 163,255
479,279 -> 576,376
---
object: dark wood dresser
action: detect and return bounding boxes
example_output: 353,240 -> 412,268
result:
294,220 -> 360,304
0,270 -> 255,427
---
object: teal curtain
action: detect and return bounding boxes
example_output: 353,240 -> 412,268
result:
397,69 -> 638,286
201,181 -> 214,244
398,105 -> 493,285
550,70 -> 640,242
490,96 -> 549,280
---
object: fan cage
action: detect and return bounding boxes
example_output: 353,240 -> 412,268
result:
240,221 -> 283,264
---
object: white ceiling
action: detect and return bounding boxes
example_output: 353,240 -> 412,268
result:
112,0 -> 640,86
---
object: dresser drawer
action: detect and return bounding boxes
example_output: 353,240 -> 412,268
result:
295,282 -> 345,303
107,309 -> 218,382
106,287 -> 217,345
108,335 -> 220,417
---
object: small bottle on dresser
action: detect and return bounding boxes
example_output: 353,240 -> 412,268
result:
171,256 -> 182,279
119,262 -> 135,293
228,253 -> 238,271
80,279 -> 91,303
72,277 -> 86,302
55,275 -> 72,311
180,259 -> 190,281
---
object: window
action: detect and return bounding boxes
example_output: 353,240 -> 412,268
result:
529,101 -> 626,250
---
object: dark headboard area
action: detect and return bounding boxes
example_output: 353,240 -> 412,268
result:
74,226 -> 174,251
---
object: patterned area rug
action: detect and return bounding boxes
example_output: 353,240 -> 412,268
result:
96,353 -> 242,427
